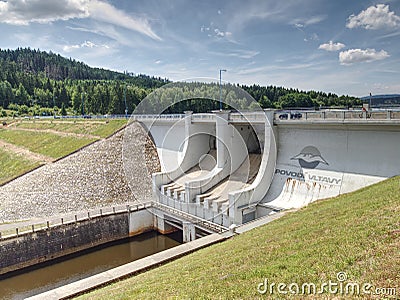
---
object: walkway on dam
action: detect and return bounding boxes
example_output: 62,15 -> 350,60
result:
0,122 -> 159,223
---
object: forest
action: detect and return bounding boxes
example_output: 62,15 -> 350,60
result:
0,48 -> 361,116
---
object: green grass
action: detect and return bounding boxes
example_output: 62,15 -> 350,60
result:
0,129 -> 97,159
0,148 -> 41,185
14,119 -> 127,138
0,119 -> 126,184
77,177 -> 400,299
88,119 -> 127,137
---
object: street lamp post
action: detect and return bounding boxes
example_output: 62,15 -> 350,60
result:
52,91 -> 57,118
369,92 -> 372,110
81,92 -> 85,116
219,69 -> 226,111
124,84 -> 128,118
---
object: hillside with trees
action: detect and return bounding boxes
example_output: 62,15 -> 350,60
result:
241,84 -> 361,109
0,48 -> 361,117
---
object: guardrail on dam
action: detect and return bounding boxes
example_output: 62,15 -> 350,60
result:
133,109 -> 400,231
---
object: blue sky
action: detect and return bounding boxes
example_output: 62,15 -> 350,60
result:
0,0 -> 399,97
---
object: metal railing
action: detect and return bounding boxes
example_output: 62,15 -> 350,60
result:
191,113 -> 215,122
0,202 -> 151,241
131,114 -> 185,121
274,109 -> 400,122
229,112 -> 267,123
153,201 -> 228,233
129,109 -> 400,125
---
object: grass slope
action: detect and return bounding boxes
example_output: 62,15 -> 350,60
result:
78,177 -> 400,299
13,119 -> 127,138
0,129 -> 96,159
0,148 -> 41,185
0,119 -> 127,184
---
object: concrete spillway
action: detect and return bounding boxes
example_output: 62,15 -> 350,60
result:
133,109 -> 400,232
260,124 -> 400,212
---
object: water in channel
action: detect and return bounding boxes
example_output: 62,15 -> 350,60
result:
0,230 -> 182,299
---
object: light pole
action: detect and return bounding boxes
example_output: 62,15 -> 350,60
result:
81,92 -> 85,116
52,90 -> 57,118
124,84 -> 128,118
219,69 -> 226,111
369,92 -> 372,110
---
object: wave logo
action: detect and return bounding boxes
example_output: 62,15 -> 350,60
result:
291,146 -> 328,169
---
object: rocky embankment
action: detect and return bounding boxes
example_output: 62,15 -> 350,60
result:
0,122 -> 160,222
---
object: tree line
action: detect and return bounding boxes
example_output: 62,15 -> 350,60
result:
0,48 -> 361,116
241,84 -> 361,109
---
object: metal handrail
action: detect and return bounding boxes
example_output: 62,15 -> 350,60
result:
152,202 -> 228,233
0,202 -> 151,240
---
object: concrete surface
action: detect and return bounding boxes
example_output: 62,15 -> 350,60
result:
143,111 -> 400,223
262,124 -> 400,209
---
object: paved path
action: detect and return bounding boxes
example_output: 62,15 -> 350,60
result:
0,139 -> 53,163
2,126 -> 101,139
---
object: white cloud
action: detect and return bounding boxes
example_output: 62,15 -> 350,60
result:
68,24 -> 135,47
87,0 -> 161,41
0,0 -> 88,25
291,15 -> 326,27
304,33 -> 319,42
237,63 -> 314,75
346,4 -> 400,30
339,48 -> 390,65
214,28 -> 225,37
211,49 -> 259,59
0,0 -> 161,40
304,15 -> 326,26
201,23 -> 232,40
63,40 -> 109,52
292,16 -> 322,43
228,49 -> 259,59
319,41 -> 345,52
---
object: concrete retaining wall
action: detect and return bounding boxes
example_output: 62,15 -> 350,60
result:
140,117 -> 187,172
0,206 -> 154,276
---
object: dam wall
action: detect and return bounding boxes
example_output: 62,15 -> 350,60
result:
261,121 -> 400,211
151,112 -> 216,189
135,109 -> 400,226
137,115 -> 188,172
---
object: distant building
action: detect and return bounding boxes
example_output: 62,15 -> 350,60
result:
361,94 -> 400,107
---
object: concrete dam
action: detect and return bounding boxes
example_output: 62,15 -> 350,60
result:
4,108 -> 400,298
131,109 -> 400,231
